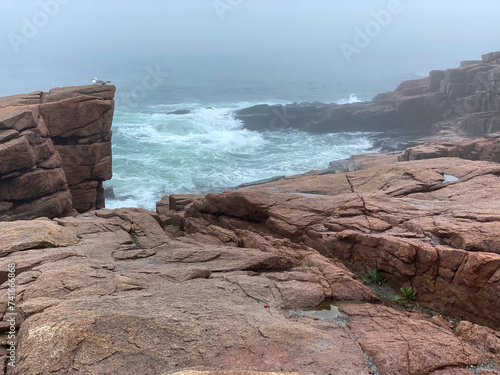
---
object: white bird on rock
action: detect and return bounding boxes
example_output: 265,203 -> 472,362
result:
91,77 -> 111,85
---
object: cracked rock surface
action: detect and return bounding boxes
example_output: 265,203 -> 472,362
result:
183,157 -> 500,329
3,202 -> 499,374
0,208 -> 375,375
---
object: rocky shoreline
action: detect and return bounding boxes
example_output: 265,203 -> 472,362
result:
235,51 -> 500,140
1,53 -> 500,374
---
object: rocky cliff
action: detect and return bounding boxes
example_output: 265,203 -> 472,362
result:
0,86 -> 115,220
236,51 -> 500,138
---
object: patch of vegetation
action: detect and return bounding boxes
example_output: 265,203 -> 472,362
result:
299,256 -> 314,268
395,287 -> 419,306
362,268 -> 386,286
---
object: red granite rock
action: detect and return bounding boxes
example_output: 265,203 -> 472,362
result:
0,85 -> 115,219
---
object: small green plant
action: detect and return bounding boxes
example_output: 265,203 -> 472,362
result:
395,287 -> 419,306
300,258 -> 313,268
362,268 -> 386,286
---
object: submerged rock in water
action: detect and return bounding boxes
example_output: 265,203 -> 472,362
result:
167,109 -> 191,115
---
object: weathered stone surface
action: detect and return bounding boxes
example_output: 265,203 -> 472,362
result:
40,97 -> 113,139
0,136 -> 37,174
41,85 -> 116,103
183,157 -> 500,327
401,135 -> 500,163
0,106 -> 38,132
170,194 -> 205,211
0,85 -> 115,219
0,218 -> 77,255
342,304 -> 485,375
69,180 -> 99,212
0,196 -> 497,374
0,190 -> 73,221
56,142 -> 112,185
0,168 -> 67,201
483,51 -> 500,64
455,320 -> 500,358
0,208 -> 380,375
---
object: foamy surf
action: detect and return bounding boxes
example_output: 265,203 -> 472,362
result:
105,96 -> 376,210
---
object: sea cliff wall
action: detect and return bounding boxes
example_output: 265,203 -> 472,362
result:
0,85 -> 115,220
236,51 -> 500,137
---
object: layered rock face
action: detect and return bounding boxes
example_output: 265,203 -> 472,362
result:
235,51 -> 500,137
400,134 -> 500,163
0,86 -> 115,220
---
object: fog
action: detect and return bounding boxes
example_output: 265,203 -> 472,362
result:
1,0 -> 499,102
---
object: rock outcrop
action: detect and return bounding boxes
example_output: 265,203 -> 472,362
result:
181,156 -> 500,328
0,86 -> 115,220
1,205 -> 499,374
400,134 -> 500,163
235,52 -> 500,138
0,209 -> 378,375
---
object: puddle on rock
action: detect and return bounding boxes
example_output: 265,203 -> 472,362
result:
292,192 -> 329,197
443,174 -> 459,183
288,300 -> 364,327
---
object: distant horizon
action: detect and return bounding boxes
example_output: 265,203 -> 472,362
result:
1,1 -> 499,103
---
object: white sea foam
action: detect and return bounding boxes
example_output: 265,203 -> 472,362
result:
336,93 -> 362,105
106,102 -> 376,210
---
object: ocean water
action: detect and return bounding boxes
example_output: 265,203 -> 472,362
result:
105,95 -> 378,210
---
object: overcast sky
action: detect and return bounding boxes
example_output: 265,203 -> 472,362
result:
1,0 -> 499,99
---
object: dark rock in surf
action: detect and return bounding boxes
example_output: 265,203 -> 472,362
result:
167,109 -> 191,115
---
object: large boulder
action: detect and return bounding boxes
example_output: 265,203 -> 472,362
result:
0,85 -> 115,220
